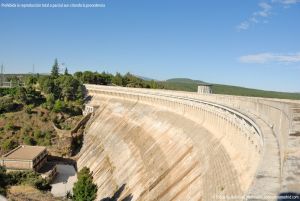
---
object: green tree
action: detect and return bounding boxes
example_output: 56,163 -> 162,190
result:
74,71 -> 83,82
112,72 -> 123,86
72,167 -> 97,201
64,67 -> 69,75
25,75 -> 38,87
14,86 -> 43,106
0,166 -> 8,195
76,85 -> 85,101
58,75 -> 81,101
40,77 -> 56,95
15,87 -> 28,104
46,94 -> 55,110
150,80 -> 158,89
51,59 -> 59,78
25,86 -> 43,105
53,100 -> 64,113
82,71 -> 94,84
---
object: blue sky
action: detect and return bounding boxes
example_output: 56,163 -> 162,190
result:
0,0 -> 299,92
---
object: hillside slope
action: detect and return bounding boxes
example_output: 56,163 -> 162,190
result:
159,78 -> 300,100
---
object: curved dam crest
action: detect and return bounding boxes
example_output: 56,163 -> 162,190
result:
77,85 -> 300,201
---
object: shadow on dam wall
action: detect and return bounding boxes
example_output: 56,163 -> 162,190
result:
100,184 -> 133,201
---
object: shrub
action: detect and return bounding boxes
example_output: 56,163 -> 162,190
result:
53,100 -> 65,113
15,86 -> 44,106
23,135 -> 36,146
33,130 -> 43,139
41,116 -> 48,122
1,139 -> 18,152
25,104 -> 34,114
23,125 -> 32,133
7,170 -> 51,191
32,130 -> 51,146
62,124 -> 72,130
34,177 -> 51,191
72,167 -> 97,201
0,96 -> 19,114
0,88 -> 17,97
4,122 -> 15,131
0,166 -> 9,195
46,94 -> 55,110
44,131 -> 52,139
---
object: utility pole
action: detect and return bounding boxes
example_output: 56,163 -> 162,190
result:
1,64 -> 4,87
32,64 -> 35,74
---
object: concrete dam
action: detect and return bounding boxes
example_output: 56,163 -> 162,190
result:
77,84 -> 300,201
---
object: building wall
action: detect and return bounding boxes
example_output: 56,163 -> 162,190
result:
197,85 -> 212,94
1,160 -> 33,170
34,156 -> 47,171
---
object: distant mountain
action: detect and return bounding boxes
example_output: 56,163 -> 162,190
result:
134,74 -> 158,81
157,78 -> 300,100
156,78 -> 209,92
166,78 -> 208,84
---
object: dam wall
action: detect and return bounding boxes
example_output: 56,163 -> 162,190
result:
77,84 -> 300,201
98,86 -> 299,193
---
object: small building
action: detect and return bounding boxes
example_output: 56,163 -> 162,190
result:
83,105 -> 94,116
0,145 -> 48,171
197,83 -> 212,94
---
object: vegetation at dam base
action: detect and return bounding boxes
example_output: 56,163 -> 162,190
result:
1,165 -> 99,201
0,166 -> 51,197
72,167 -> 98,201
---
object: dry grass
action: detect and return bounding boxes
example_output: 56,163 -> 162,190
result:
8,185 -> 62,201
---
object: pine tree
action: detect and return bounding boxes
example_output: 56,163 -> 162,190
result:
72,167 -> 97,201
51,59 -> 59,77
64,67 -> 69,75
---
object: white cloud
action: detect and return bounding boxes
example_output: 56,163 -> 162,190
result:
237,2 -> 272,31
237,0 -> 299,31
237,21 -> 250,30
239,53 -> 300,64
250,17 -> 259,23
257,2 -> 272,16
260,2 -> 272,9
273,0 -> 300,4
